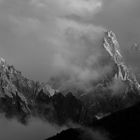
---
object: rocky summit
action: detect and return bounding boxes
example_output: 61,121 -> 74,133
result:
0,31 -> 139,125
103,31 -> 140,91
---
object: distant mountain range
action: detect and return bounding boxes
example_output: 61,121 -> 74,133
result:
0,30 -> 139,127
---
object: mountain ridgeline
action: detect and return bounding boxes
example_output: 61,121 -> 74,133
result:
103,31 -> 140,90
0,31 -> 139,125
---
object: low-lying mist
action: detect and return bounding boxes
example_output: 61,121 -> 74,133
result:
0,115 -> 67,140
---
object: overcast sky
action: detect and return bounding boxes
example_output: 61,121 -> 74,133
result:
0,0 -> 140,81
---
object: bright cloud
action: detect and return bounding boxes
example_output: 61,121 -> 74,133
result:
55,0 -> 102,16
31,0 -> 102,17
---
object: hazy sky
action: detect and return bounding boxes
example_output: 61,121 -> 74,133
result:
0,0 -> 140,81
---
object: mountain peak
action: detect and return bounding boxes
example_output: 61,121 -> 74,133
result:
104,31 -> 122,59
38,83 -> 56,97
103,30 -> 140,90
0,57 -> 6,67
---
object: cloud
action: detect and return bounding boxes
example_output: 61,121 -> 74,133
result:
56,0 -> 102,17
0,0 -> 122,91
0,116 -> 67,140
39,0 -> 108,92
2,0 -> 139,86
31,0 -> 102,17
51,19 -> 106,81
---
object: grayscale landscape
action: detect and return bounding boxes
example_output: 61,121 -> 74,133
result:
0,0 -> 140,140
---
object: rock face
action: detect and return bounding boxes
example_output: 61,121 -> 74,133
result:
35,91 -> 84,125
0,58 -> 85,124
78,31 -> 140,121
103,31 -> 140,90
0,58 -> 30,122
0,57 -> 59,122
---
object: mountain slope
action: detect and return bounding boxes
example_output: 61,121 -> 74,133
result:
0,58 -> 30,123
77,31 -> 140,121
46,101 -> 140,140
0,59 -> 86,124
0,30 -> 139,125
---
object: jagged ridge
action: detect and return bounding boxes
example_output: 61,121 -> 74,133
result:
103,31 -> 140,90
0,30 -> 140,125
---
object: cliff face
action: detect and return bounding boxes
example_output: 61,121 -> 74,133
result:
103,31 -> 140,91
0,58 -> 30,123
0,57 -> 56,99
